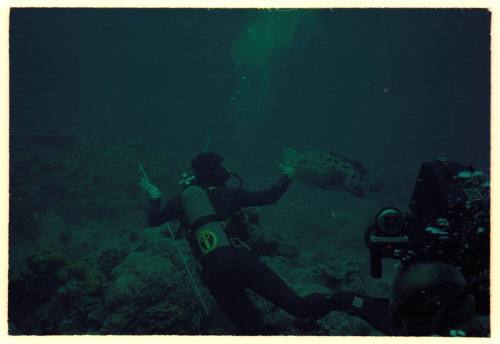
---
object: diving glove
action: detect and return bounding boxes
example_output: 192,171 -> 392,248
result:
280,148 -> 298,177
138,164 -> 162,200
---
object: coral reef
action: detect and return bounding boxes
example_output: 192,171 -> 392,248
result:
9,133 -> 394,335
97,248 -> 129,280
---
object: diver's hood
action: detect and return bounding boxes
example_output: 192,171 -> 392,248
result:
182,167 -> 244,189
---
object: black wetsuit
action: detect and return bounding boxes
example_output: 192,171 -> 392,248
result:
147,175 -> 334,334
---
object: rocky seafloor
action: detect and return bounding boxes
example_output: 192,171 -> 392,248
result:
8,131 -> 397,335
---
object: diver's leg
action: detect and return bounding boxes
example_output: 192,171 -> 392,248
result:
248,266 -> 332,319
247,262 -> 399,334
239,252 -> 332,319
331,291 -> 402,335
203,269 -> 266,335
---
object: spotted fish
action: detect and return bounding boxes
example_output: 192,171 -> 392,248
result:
294,150 -> 383,198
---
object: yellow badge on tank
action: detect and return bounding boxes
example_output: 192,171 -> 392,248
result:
196,229 -> 219,254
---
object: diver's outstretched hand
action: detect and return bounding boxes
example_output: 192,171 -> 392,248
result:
279,148 -> 299,177
138,164 -> 162,200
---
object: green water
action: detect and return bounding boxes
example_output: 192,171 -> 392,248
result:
8,8 -> 490,335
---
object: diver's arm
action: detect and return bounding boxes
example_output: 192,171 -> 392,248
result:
138,164 -> 179,226
235,175 -> 292,207
233,147 -> 296,207
148,195 -> 181,227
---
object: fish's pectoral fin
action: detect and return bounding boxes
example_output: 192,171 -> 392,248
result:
351,160 -> 369,175
346,186 -> 365,198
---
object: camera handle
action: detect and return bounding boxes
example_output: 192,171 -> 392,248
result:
370,249 -> 383,278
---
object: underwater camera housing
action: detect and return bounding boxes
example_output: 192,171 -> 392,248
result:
364,206 -> 410,278
364,158 -> 490,313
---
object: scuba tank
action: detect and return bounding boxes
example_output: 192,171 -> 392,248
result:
181,185 -> 231,255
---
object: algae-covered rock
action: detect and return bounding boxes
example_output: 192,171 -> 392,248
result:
26,251 -> 67,276
59,260 -> 106,296
97,247 -> 129,280
233,207 -> 300,259
101,249 -> 211,334
11,250 -> 108,334
290,149 -> 383,198
105,250 -> 180,308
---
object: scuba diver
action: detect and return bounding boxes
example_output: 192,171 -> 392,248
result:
139,150 -> 395,335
